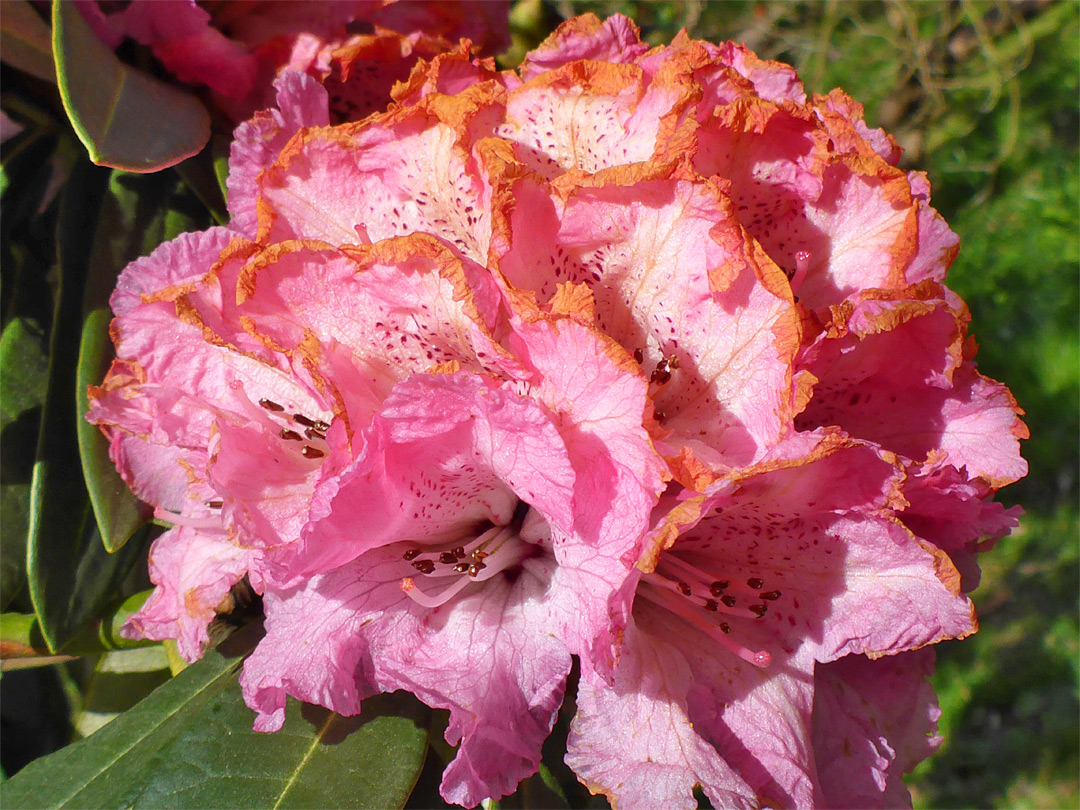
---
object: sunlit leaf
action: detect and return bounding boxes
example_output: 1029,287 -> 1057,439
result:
75,646 -> 171,739
0,1 -> 55,84
4,624 -> 431,810
52,0 -> 210,173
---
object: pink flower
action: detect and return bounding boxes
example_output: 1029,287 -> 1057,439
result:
75,0 -> 509,122
91,12 -> 1025,809
90,67 -> 666,804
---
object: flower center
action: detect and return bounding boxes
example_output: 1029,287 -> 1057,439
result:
397,502 -> 535,608
639,551 -> 781,668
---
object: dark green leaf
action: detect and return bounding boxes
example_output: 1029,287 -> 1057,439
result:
0,1 -> 55,83
26,161 -> 145,652
0,317 -> 48,608
75,170 -> 208,551
2,624 -> 258,808
5,624 -> 431,810
52,0 -> 210,172
75,646 -> 172,739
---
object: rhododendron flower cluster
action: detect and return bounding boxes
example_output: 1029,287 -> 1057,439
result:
89,14 -> 1026,809
76,0 -> 509,121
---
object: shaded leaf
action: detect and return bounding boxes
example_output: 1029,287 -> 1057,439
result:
52,0 -> 210,172
0,317 -> 48,609
0,1 -> 55,84
26,161 -> 144,652
75,170 -> 209,552
5,624 -> 431,810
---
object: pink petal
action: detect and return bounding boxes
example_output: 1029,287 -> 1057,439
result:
519,14 -> 649,81
255,108 -> 493,261
505,312 -> 668,670
242,547 -> 571,806
227,71 -> 330,238
813,649 -> 941,809
566,620 -> 758,810
122,521 -> 252,662
498,174 -> 799,463
296,370 -> 575,576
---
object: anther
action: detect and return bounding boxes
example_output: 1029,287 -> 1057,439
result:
411,559 -> 436,574
704,599 -> 718,612
280,428 -> 302,441
206,500 -> 223,509
720,594 -> 737,608
473,550 -> 489,560
439,552 -> 458,565
403,549 -> 422,560
719,622 -> 731,634
304,427 -> 326,441
749,604 -> 768,618
467,563 -> 483,577
293,414 -> 317,427
633,348 -> 644,364
301,446 -> 325,459
313,420 -> 330,432
746,577 -> 764,589
259,398 -> 285,412
759,590 -> 782,601
453,547 -> 466,559
710,580 -> 730,596
654,410 -> 666,422
677,581 -> 692,596
453,562 -> 471,573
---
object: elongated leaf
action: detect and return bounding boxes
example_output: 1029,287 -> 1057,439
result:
0,1 -> 55,83
5,624 -> 431,810
75,646 -> 172,739
76,170 -> 208,551
76,308 -> 148,552
52,0 -> 210,172
0,317 -> 48,608
1,591 -> 157,660
26,161 -> 144,651
2,625 -> 258,808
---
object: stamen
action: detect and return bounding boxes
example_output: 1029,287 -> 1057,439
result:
205,500 -> 223,509
639,583 -> 771,668
746,577 -> 764,589
301,446 -> 324,459
790,250 -> 810,293
280,429 -> 302,441
401,575 -> 474,608
759,590 -> 782,601
259,398 -> 285,412
304,427 -> 327,442
633,348 -> 644,364
402,548 -> 422,560
153,506 -> 221,530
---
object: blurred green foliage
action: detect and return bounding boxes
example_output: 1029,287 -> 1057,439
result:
550,2 -> 1078,807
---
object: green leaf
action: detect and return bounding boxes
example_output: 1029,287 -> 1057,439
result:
75,646 -> 172,739
0,1 -> 55,84
26,161 -> 145,652
52,0 -> 210,173
76,308 -> 149,552
4,625 -> 431,810
76,169 -> 208,552
1,590 -> 158,660
0,317 -> 49,608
